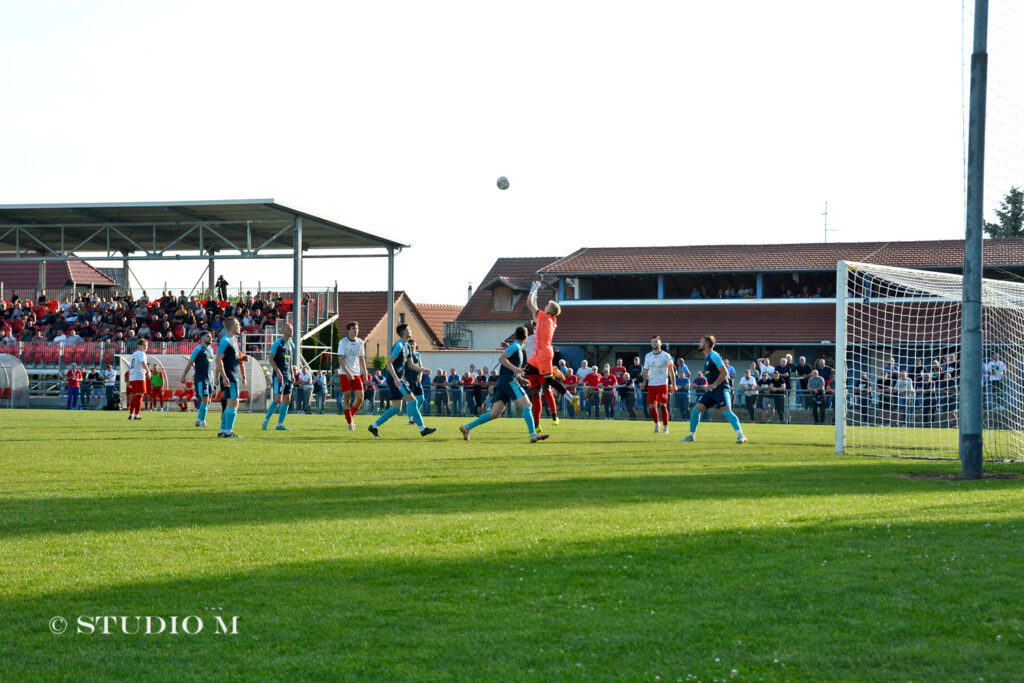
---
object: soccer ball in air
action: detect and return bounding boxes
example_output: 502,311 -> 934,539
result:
496,176 -> 510,190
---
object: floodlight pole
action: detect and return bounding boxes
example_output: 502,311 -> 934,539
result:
293,217 -> 304,367
961,0 -> 988,479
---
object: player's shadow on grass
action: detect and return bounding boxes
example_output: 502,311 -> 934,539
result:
2,462 -> 1021,539
3,517 -> 1024,681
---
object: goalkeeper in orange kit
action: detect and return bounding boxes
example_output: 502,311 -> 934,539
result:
523,282 -> 580,420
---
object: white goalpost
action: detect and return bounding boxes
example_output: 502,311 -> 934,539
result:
835,260 -> 1024,463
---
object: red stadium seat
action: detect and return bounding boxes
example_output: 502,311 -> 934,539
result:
43,346 -> 60,365
239,390 -> 250,401
0,387 -> 10,398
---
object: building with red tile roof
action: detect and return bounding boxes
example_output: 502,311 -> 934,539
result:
336,291 -> 463,359
454,238 -> 1024,369
0,260 -> 117,298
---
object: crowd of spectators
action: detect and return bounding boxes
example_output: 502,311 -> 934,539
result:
686,283 -> 836,299
0,289 -> 286,346
317,353 -> 844,424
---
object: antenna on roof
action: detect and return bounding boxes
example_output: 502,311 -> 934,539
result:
823,201 -> 841,243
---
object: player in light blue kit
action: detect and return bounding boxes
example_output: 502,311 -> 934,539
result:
215,317 -> 246,438
367,323 -> 436,438
459,326 -> 549,443
181,330 -> 215,427
263,322 -> 295,431
682,335 -> 747,443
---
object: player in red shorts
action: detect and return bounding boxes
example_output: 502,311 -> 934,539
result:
642,335 -> 676,433
337,321 -> 368,430
126,338 -> 151,420
523,282 -> 580,417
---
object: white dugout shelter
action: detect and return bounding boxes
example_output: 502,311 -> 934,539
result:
117,353 -> 268,413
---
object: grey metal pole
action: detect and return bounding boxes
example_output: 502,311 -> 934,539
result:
208,257 -> 215,300
37,261 -> 46,300
387,248 -> 395,355
122,256 -> 130,297
961,0 -> 988,479
293,217 -> 304,365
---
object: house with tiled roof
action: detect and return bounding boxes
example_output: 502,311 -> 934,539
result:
449,257 -> 559,350
336,291 -> 462,360
0,260 -> 117,299
454,239 -> 1024,369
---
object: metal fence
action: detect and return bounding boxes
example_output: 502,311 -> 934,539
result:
299,381 -> 841,425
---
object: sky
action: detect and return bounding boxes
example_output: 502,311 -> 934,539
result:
1,1 -> 1022,304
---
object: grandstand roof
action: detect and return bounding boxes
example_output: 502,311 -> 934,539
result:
538,238 -> 1024,275
456,257 -> 559,322
0,260 -> 116,291
555,303 -> 836,345
0,199 -> 407,261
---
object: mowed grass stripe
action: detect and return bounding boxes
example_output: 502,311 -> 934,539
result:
1,410 -> 1022,681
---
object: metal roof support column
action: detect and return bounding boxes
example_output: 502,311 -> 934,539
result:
657,275 -> 664,300
293,217 -> 304,365
123,256 -> 131,297
37,261 -> 46,300
387,247 -> 395,354
208,256 -> 215,300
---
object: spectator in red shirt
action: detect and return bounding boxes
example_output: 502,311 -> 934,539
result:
65,363 -> 83,410
582,367 -> 602,419
561,368 -> 579,417
600,362 -> 618,419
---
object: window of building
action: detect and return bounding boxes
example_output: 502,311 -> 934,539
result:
491,286 -> 514,312
399,312 -> 406,324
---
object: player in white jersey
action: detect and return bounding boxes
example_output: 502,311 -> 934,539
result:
642,335 -> 676,433
127,338 -> 151,420
338,321 -> 368,430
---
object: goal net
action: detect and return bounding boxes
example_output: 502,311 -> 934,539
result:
836,260 -> 1024,462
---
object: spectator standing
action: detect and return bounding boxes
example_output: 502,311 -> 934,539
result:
462,371 -> 476,415
313,371 -> 327,414
103,363 -> 117,409
693,371 -> 708,403
675,368 -> 691,420
562,367 -> 578,418
628,356 -> 645,416
986,353 -> 1006,409
65,363 -> 82,410
895,370 -> 915,426
432,369 -> 450,416
794,356 -> 813,406
614,359 -> 636,419
808,370 -> 826,424
582,366 -> 602,418
296,367 -> 313,414
448,369 -> 462,416
216,275 -> 228,301
738,370 -> 758,422
600,363 -> 617,419
82,366 -> 99,409
768,370 -> 788,423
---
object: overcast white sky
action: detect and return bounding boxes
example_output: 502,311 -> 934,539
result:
1,1 -> 1021,304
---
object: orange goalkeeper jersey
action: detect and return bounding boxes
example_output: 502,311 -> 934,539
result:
535,310 -> 556,350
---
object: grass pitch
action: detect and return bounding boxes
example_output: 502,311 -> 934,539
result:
2,410 -> 1023,681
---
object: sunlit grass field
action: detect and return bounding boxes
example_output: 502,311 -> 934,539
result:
2,409 -> 1023,681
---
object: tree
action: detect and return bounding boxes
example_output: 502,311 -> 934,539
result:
984,186 -> 1024,237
